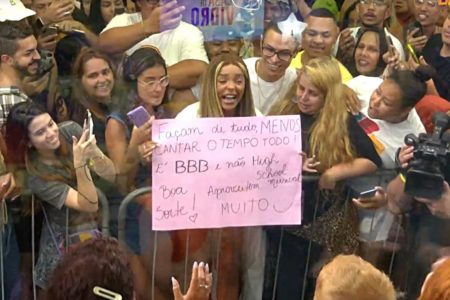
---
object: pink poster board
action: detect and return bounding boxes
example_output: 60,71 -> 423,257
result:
151,116 -> 302,230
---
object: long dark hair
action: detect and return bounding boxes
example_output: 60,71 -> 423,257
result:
5,102 -> 74,184
349,27 -> 388,77
118,46 -> 169,115
87,0 -> 110,34
70,47 -> 116,125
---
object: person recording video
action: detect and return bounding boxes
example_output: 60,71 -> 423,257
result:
387,111 -> 450,299
387,113 -> 450,218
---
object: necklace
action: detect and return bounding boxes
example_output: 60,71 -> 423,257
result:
255,59 -> 287,111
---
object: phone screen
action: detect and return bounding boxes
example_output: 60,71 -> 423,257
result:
87,110 -> 93,138
359,188 -> 377,198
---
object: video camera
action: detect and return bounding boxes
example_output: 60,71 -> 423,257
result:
404,112 -> 450,199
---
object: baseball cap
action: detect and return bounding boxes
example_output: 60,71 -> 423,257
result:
0,0 -> 36,22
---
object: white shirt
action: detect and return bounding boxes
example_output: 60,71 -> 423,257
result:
334,27 -> 405,61
348,75 -> 424,242
102,13 -> 209,65
348,75 -> 425,168
244,57 -> 297,115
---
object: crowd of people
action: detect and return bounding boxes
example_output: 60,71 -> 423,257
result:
0,0 -> 450,299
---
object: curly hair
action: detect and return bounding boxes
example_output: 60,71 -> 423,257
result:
45,237 -> 134,300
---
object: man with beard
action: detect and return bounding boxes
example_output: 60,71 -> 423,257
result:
0,3 -> 40,299
0,19 -> 40,125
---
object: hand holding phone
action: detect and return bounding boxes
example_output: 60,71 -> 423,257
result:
353,187 -> 387,209
127,106 -> 151,128
359,187 -> 378,198
41,25 -> 59,39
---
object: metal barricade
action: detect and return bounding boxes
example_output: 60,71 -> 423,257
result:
117,170 -> 410,300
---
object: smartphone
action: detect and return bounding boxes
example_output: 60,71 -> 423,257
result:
127,106 -> 150,128
41,26 -> 58,38
359,188 -> 378,199
407,21 -> 424,38
406,43 -> 419,63
384,27 -> 395,56
86,109 -> 94,138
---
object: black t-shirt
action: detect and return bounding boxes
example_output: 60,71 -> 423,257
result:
300,112 -> 381,224
422,34 -> 450,100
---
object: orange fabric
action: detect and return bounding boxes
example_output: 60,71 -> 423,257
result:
415,95 -> 450,133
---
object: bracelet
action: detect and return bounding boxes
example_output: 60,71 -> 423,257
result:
88,154 -> 105,168
399,173 -> 406,183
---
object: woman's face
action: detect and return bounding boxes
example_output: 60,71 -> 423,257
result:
354,31 -> 381,76
296,73 -> 325,115
136,65 -> 168,108
216,64 -> 245,116
100,0 -> 115,23
368,79 -> 408,122
28,113 -> 60,152
81,57 -> 114,103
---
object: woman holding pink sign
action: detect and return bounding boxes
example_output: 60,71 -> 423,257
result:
176,53 -> 265,300
265,57 -> 382,299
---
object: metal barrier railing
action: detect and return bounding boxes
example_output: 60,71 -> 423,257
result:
116,170 -> 405,300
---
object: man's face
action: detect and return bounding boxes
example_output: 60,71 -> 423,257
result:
357,0 -> 391,27
205,39 -> 243,60
31,0 -> 52,17
414,0 -> 440,27
11,36 -> 41,77
260,28 -> 297,78
302,16 -> 338,59
264,1 -> 290,23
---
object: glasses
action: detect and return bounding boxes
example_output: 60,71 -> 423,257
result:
359,0 -> 388,6
138,76 -> 169,89
262,45 -> 293,62
415,0 -> 437,8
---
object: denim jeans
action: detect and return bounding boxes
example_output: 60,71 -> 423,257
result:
0,211 -> 20,300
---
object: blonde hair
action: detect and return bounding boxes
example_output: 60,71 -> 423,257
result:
315,255 -> 396,300
199,54 -> 256,118
419,258 -> 450,300
269,57 -> 354,170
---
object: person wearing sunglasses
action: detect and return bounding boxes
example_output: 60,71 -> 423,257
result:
243,21 -> 298,115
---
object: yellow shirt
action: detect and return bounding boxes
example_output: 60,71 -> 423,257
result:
290,51 -> 353,83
